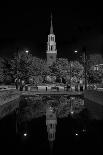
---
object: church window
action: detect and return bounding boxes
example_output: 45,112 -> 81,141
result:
49,46 -> 50,50
51,37 -> 52,41
51,46 -> 54,51
51,36 -> 54,41
49,36 -> 51,42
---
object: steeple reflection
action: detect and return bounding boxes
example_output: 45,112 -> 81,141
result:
46,106 -> 57,151
16,94 -> 103,153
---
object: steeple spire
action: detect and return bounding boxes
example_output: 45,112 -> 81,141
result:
50,14 -> 54,34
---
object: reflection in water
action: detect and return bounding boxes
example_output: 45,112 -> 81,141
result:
57,96 -> 85,118
0,94 -> 102,154
16,95 -> 85,152
46,106 -> 57,151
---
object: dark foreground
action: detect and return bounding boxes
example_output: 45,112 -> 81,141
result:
0,103 -> 103,155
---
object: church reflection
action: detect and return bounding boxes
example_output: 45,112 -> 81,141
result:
46,106 -> 57,150
16,95 -> 86,152
15,94 -> 103,154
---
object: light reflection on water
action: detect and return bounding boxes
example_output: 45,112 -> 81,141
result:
15,96 -> 103,153
15,95 -> 86,153
17,95 -> 85,121
0,95 -> 103,154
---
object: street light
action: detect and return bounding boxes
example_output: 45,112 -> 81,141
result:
70,61 -> 71,91
82,47 -> 87,90
70,97 -> 74,115
74,50 -> 78,53
70,61 -> 73,91
24,133 -> 27,137
16,49 -> 29,89
25,50 -> 29,54
16,48 -> 20,89
74,47 -> 87,90
75,133 -> 79,136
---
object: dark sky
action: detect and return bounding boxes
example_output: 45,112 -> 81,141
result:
0,2 -> 103,58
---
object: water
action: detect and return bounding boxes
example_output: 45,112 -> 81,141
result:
0,111 -> 16,154
54,115 -> 103,154
0,95 -> 103,154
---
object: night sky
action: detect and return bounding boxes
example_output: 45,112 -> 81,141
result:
0,2 -> 103,58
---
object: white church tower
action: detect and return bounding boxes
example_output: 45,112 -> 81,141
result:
47,14 -> 57,66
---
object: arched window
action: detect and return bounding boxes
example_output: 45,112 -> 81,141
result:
49,45 -> 51,51
51,45 -> 54,51
51,36 -> 54,41
51,36 -> 52,41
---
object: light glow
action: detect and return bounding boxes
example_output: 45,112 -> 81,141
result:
75,133 -> 78,136
74,50 -> 78,53
83,129 -> 86,132
25,50 -> 29,53
24,133 -> 27,137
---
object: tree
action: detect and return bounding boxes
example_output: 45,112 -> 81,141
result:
44,58 -> 84,85
0,57 -> 14,84
70,61 -> 84,84
10,51 -> 49,84
10,51 -> 33,82
28,57 -> 47,76
87,54 -> 103,67
0,57 -> 5,83
49,58 -> 70,83
87,54 -> 103,83
28,57 -> 49,84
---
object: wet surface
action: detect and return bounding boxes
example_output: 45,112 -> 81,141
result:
0,95 -> 103,154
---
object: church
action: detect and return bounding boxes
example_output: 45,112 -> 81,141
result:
46,15 -> 57,66
45,15 -> 60,83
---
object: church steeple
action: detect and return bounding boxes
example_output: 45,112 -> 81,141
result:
50,14 -> 53,34
46,14 -> 57,66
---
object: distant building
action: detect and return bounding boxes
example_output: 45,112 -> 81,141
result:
91,64 -> 103,84
93,64 -> 103,71
46,15 -> 57,66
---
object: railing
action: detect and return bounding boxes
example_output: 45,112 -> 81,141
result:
23,85 -> 85,94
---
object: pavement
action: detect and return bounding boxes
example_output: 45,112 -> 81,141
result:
0,85 -> 103,121
21,90 -> 84,96
0,97 -> 20,119
0,84 -> 103,106
0,89 -> 20,106
96,88 -> 103,91
0,85 -> 16,91
0,89 -> 21,119
84,90 -> 103,106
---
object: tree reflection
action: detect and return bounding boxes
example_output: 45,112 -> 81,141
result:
16,95 -> 103,153
17,95 -> 85,122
